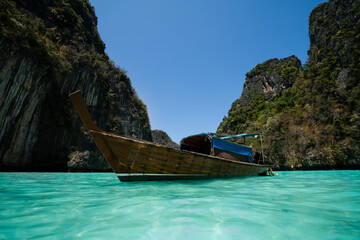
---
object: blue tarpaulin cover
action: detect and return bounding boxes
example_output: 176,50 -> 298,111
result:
212,137 -> 253,162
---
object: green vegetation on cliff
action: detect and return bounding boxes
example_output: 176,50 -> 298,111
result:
218,0 -> 360,170
0,0 -> 104,66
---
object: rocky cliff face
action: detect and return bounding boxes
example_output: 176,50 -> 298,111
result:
0,0 -> 152,171
307,0 -> 360,93
241,56 -> 302,108
218,56 -> 302,135
217,0 -> 360,170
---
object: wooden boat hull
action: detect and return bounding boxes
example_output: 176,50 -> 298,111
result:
69,90 -> 270,182
89,130 -> 269,181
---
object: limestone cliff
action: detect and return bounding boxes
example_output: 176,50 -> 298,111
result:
217,0 -> 360,170
240,56 -> 302,108
218,56 -> 302,135
0,0 -> 152,171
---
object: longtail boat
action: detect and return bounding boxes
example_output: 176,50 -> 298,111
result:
69,90 -> 270,181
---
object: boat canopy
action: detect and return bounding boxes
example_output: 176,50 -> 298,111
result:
180,133 -> 262,163
212,137 -> 252,162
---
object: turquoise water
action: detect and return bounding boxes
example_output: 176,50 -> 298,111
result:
1,171 -> 360,239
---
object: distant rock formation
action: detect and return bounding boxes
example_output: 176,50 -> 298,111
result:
0,0 -> 152,171
152,130 -> 180,149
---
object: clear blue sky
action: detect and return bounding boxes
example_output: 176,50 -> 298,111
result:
89,0 -> 325,143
